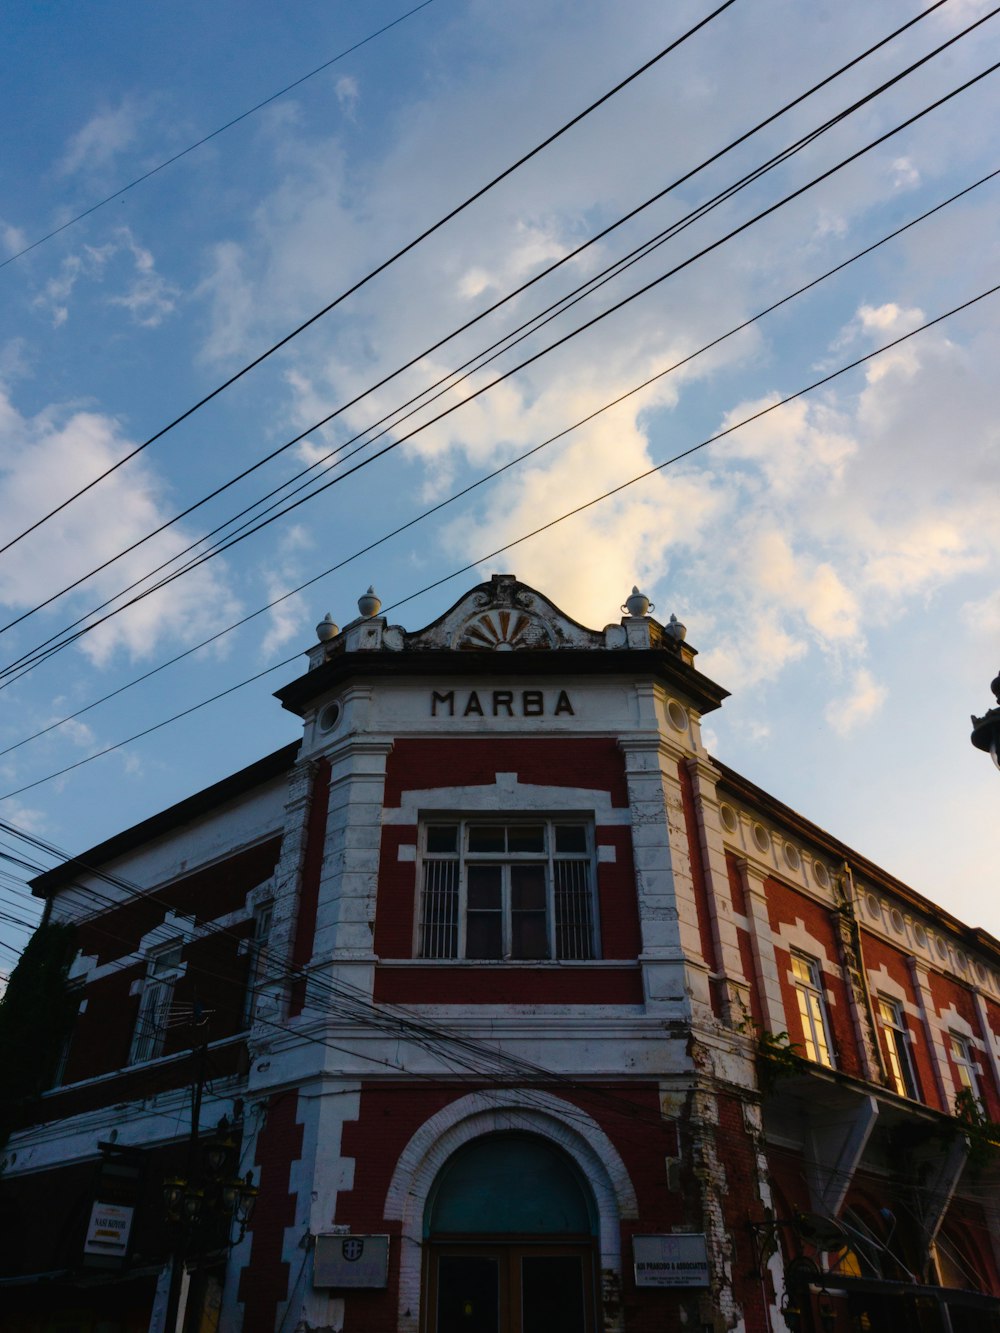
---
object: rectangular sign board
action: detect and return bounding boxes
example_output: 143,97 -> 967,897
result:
314,1234 -> 390,1288
83,1201 -> 134,1262
633,1233 -> 710,1288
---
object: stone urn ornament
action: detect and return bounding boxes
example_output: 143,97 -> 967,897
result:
622,586 -> 654,618
666,613 -> 687,642
357,586 -> 382,618
315,613 -> 340,642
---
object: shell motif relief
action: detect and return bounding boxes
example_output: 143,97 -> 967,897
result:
457,609 -> 551,650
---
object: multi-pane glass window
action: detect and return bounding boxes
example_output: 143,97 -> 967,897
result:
419,820 -> 596,961
243,901 -> 273,1026
130,942 -> 183,1063
949,1032 -> 980,1103
877,997 -> 919,1099
790,952 -> 835,1067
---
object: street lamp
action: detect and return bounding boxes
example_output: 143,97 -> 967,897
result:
970,669 -> 1000,771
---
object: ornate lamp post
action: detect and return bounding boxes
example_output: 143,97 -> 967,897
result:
160,1047 -> 258,1333
970,670 -> 1000,771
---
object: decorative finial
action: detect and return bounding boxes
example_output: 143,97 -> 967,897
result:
357,586 -> 382,618
315,613 -> 339,643
666,613 -> 687,642
621,586 -> 654,618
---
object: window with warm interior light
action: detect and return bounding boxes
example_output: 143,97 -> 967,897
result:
790,951 -> 834,1067
418,819 -> 596,961
877,996 -> 920,1099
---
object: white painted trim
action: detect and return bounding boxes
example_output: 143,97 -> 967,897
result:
384,1090 -> 637,1333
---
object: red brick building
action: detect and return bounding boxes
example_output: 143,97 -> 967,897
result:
3,575 -> 1000,1333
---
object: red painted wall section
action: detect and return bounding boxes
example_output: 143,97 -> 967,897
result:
71,837 -> 282,966
766,878 -> 863,1080
373,738 -> 642,1004
860,932 -> 945,1112
726,852 -> 747,916
677,760 -> 719,983
290,758 -> 331,1017
713,1091 -> 770,1333
383,738 -> 630,808
333,1081 -> 684,1333
238,1091 -> 304,1333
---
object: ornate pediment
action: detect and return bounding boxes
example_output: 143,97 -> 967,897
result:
407,575 -> 605,652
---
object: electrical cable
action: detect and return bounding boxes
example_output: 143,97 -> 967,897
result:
0,0 -> 966,642
1,162 -> 995,761
1,270 -> 995,802
0,0 -> 739,559
0,1 -> 439,273
5,47 -> 996,686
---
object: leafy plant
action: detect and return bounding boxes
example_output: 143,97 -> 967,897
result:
0,920 -> 78,1158
953,1087 -> 1000,1171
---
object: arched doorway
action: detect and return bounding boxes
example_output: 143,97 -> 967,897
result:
423,1133 -> 598,1333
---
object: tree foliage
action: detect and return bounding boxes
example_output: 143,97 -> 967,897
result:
0,920 -> 78,1157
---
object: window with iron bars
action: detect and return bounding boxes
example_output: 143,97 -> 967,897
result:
418,819 -> 597,961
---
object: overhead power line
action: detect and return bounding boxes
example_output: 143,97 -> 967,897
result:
3,48 -> 996,687
0,0 -> 739,560
0,1 -> 439,272
0,0 -> 975,647
1,275 -> 995,802
0,163 -> 994,763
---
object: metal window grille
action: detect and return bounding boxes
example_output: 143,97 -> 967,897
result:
418,820 -> 595,961
421,859 -> 460,959
554,860 -> 594,960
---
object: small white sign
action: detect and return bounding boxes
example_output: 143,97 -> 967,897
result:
313,1234 -> 390,1288
633,1233 -> 710,1288
84,1201 -> 134,1259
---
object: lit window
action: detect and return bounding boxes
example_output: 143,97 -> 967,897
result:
419,820 -> 596,961
130,942 -> 183,1064
243,901 -> 273,1026
877,997 -> 919,1099
949,1033 -> 980,1103
790,952 -> 834,1067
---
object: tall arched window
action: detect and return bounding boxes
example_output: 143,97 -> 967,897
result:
423,1133 -> 597,1333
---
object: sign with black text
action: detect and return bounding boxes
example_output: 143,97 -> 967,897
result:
632,1233 -> 710,1287
83,1201 -> 135,1261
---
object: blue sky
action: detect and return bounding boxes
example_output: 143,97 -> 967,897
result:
1,0 -> 998,968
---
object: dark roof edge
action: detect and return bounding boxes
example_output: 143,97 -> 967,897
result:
30,741 -> 300,897
275,647 -> 730,717
712,758 -> 1000,959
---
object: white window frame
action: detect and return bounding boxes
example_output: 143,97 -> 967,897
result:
877,996 -> 919,1099
417,817 -> 598,962
130,941 -> 183,1064
243,900 -> 273,1027
790,951 -> 835,1068
948,1031 -> 980,1104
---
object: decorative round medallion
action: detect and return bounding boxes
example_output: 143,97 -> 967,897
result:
720,804 -> 739,834
752,823 -> 771,854
457,609 -> 551,650
913,923 -> 928,949
318,700 -> 342,733
866,893 -> 882,921
666,699 -> 688,733
783,842 -> 801,871
812,861 -> 831,890
934,935 -> 948,961
890,908 -> 905,935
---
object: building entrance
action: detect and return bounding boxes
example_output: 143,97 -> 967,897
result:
423,1134 -> 598,1333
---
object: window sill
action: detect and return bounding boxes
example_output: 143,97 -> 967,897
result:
378,958 -> 633,968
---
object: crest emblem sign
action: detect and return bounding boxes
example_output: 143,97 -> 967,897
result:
342,1237 -> 364,1262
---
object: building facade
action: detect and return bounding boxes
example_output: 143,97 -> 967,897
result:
3,575 -> 1000,1333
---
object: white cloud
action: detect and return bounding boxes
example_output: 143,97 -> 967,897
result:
58,99 -> 141,177
335,76 -> 360,118
0,389 -> 240,667
32,228 -> 178,328
824,669 -> 887,735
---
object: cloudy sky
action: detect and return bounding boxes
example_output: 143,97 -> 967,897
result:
1,0 -> 998,966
